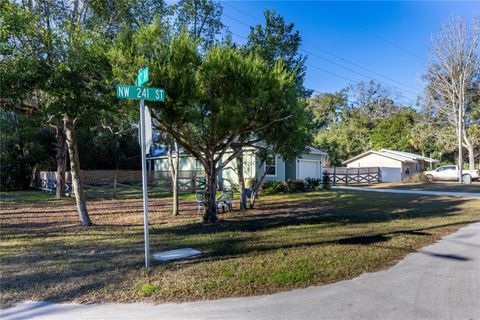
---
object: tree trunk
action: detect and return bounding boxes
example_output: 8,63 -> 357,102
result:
465,142 -> 475,170
463,132 -> 476,170
458,108 -> 463,184
203,159 -> 218,223
168,140 -> 180,216
234,147 -> 246,210
249,160 -> 270,209
64,114 -> 92,226
54,126 -> 67,198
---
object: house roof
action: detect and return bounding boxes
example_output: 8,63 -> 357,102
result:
146,145 -> 186,160
342,149 -> 438,165
306,146 -> 328,156
147,145 -> 327,160
378,149 -> 439,163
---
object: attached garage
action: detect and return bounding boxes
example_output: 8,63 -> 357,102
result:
297,159 -> 321,180
284,147 -> 327,181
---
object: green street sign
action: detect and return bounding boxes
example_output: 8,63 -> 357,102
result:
136,67 -> 149,86
117,85 -> 165,102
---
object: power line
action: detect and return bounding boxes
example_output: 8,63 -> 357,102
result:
222,1 -> 264,24
221,5 -> 422,95
302,42 -> 422,93
361,27 -> 426,62
302,48 -> 421,96
222,13 -> 421,98
229,28 -> 418,105
224,1 -> 426,67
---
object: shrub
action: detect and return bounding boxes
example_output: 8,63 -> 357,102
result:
138,283 -> 158,297
404,172 -> 430,183
321,171 -> 331,189
305,177 -> 321,191
286,179 -> 307,193
262,180 -> 286,194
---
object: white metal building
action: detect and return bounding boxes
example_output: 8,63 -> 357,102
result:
342,149 -> 438,182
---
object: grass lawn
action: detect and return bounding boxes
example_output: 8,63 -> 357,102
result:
360,181 -> 480,193
83,184 -> 200,200
1,190 -> 479,306
0,190 -> 57,201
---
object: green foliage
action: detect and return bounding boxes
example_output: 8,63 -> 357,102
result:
371,109 -> 417,151
308,90 -> 348,130
262,181 -> 286,194
0,112 -> 55,191
261,179 -> 310,194
228,183 -> 240,193
408,121 -> 438,157
322,171 -> 331,190
111,30 -> 311,222
270,263 -> 316,285
404,173 -> 430,183
285,179 -> 307,193
1,1 -> 114,121
172,0 -> 224,49
138,283 -> 158,297
246,9 -> 309,97
305,177 -> 321,190
310,80 -> 461,166
76,126 -> 140,170
262,179 -> 318,194
315,111 -> 373,166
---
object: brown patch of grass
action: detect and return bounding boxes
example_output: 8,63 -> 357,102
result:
1,190 -> 479,304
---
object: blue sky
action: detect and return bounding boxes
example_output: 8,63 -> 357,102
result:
220,1 -> 479,106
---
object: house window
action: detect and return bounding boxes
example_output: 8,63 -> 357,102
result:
265,155 -> 276,176
405,167 -> 410,175
195,159 -> 202,171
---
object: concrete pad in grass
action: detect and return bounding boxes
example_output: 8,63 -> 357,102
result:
152,248 -> 203,263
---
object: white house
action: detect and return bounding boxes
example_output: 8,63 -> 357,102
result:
342,149 -> 438,182
151,146 -> 327,189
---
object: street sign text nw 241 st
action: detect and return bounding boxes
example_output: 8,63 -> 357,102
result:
116,85 -> 165,102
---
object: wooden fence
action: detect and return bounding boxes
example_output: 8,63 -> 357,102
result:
34,170 -> 205,199
323,167 -> 381,185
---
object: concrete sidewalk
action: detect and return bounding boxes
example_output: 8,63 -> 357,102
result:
333,185 -> 480,197
3,222 -> 479,320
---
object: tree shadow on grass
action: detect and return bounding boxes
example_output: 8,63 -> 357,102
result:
143,219 -> 477,279
1,191 -> 478,305
1,246 -> 146,305
158,193 -> 472,238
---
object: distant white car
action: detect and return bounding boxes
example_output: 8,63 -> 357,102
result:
424,166 -> 480,183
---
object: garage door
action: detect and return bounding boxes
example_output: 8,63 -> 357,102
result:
380,167 -> 402,182
298,160 -> 319,180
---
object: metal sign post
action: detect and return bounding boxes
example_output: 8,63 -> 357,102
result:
116,67 -> 165,272
139,98 -> 150,271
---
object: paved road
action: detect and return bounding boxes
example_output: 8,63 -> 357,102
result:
333,186 -> 480,197
2,222 -> 479,320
